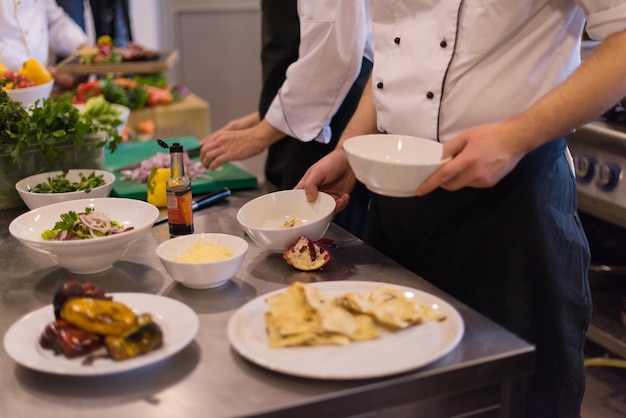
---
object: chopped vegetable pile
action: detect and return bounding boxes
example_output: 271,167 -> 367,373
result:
31,171 -> 106,194
121,152 -> 206,182
41,207 -> 134,241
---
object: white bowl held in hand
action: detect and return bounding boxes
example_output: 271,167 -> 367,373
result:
343,134 -> 449,197
15,169 -> 116,210
156,233 -> 249,289
5,80 -> 54,108
237,189 -> 335,253
9,198 -> 159,274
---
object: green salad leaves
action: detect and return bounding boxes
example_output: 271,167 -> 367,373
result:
41,207 -> 130,241
32,171 -> 106,193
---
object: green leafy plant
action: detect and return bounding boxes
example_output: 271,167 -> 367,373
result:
0,89 -> 122,173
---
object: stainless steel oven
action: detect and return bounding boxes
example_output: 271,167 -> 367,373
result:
566,113 -> 626,358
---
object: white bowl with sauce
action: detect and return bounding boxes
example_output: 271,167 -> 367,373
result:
156,233 -> 249,289
8,197 -> 159,274
236,189 -> 335,253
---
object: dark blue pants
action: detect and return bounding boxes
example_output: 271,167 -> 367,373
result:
366,138 -> 592,417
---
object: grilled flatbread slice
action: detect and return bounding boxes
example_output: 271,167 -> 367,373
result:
265,312 -> 350,347
302,283 -> 379,341
265,282 -> 321,336
264,282 -> 379,347
339,285 -> 446,329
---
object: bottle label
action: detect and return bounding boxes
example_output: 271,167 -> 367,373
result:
167,189 -> 193,226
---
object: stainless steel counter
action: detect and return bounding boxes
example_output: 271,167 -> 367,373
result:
0,187 -> 534,418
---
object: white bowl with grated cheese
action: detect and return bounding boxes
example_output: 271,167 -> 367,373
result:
156,233 -> 249,289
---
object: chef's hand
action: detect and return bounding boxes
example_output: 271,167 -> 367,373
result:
295,149 -> 356,214
417,122 -> 526,195
219,111 -> 261,132
200,117 -> 281,171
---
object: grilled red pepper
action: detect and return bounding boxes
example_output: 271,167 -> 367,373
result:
40,319 -> 104,358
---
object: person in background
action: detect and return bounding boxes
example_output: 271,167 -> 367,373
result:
56,0 -> 133,48
297,1 -> 626,416
199,0 -> 373,239
0,0 -> 89,88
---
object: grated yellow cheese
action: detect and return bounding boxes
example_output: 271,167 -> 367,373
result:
175,240 -> 234,263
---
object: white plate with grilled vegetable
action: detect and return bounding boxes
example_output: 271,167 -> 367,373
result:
227,281 -> 464,379
15,169 -> 115,210
3,293 -> 199,376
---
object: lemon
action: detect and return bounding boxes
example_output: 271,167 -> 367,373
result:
147,167 -> 170,208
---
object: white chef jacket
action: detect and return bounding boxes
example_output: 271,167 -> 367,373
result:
0,0 -> 88,70
370,0 -> 626,142
264,0 -> 374,144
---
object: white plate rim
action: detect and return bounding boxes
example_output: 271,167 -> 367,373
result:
3,293 -> 199,376
227,281 -> 464,380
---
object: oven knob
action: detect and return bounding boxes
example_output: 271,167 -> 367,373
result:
573,154 -> 596,183
595,161 -> 621,191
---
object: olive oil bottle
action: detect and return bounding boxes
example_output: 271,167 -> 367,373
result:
165,142 -> 194,236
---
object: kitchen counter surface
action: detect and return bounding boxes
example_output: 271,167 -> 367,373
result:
0,187 -> 534,418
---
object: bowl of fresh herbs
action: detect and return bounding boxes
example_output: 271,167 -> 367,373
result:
0,89 -> 123,209
15,169 -> 116,210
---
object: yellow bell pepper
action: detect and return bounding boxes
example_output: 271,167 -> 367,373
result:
60,298 -> 138,336
0,60 -> 8,76
18,58 -> 53,85
147,167 -> 170,208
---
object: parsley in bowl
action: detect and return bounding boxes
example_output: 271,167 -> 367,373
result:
15,169 -> 115,210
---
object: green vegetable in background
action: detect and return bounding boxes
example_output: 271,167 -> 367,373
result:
0,93 -> 121,174
100,77 -> 148,110
132,73 -> 167,88
32,171 -> 106,193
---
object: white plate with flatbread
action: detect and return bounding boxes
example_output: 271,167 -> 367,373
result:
227,281 -> 464,379
4,293 -> 199,376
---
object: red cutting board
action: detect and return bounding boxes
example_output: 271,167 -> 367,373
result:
105,137 -> 257,200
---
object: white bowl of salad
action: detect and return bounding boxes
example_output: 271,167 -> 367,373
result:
9,197 -> 159,274
15,169 -> 116,210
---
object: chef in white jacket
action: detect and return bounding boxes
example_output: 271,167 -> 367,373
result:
297,0 -> 626,416
0,0 -> 88,85
200,0 -> 373,237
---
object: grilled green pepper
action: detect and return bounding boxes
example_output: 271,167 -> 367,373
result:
105,313 -> 163,360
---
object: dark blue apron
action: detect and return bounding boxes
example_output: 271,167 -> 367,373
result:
366,138 -> 592,417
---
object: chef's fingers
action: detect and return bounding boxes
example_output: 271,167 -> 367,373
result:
416,138 -> 466,195
334,194 -> 351,213
294,172 -> 320,203
416,161 -> 453,196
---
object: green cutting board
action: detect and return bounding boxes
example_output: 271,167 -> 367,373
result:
105,137 -> 257,200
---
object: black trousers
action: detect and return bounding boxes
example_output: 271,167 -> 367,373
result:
366,138 -> 592,417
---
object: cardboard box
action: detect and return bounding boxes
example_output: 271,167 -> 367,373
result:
127,93 -> 211,140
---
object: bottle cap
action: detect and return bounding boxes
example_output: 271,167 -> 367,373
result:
170,142 -> 184,153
